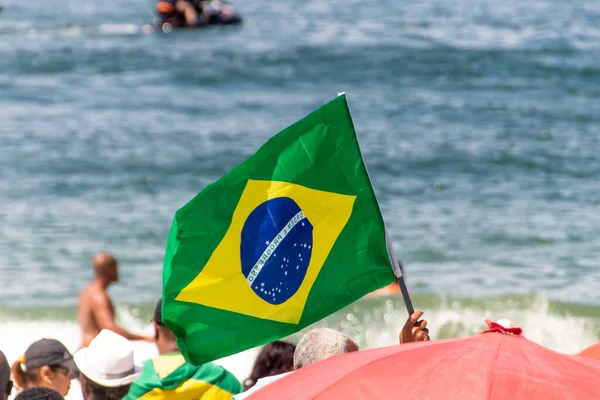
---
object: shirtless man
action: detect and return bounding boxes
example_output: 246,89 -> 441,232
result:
78,253 -> 153,348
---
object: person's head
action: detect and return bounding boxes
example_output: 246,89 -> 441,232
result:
0,351 -> 12,400
152,298 -> 179,355
73,330 -> 141,400
92,253 -> 118,284
14,387 -> 63,400
244,341 -> 296,390
293,328 -> 358,369
10,339 -> 76,397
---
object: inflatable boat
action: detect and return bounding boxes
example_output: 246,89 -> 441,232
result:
154,0 -> 242,32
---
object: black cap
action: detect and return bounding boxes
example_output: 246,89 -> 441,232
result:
152,298 -> 163,324
24,339 -> 77,373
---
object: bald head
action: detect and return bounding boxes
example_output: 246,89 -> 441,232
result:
0,350 -> 10,400
93,253 -> 116,270
92,253 -> 118,283
293,328 -> 358,369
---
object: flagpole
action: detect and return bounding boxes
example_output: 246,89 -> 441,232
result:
396,270 -> 414,316
385,232 -> 415,315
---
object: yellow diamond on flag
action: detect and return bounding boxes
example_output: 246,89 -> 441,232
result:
176,179 -> 356,324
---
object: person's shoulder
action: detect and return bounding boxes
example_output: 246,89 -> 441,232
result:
132,357 -> 242,398
255,372 -> 291,387
124,359 -> 160,400
78,282 -> 92,296
150,353 -> 187,378
197,361 -> 237,377
193,362 -> 243,394
78,283 -> 97,305
89,285 -> 111,304
233,373 -> 292,400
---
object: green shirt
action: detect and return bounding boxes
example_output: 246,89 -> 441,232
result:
125,353 -> 243,400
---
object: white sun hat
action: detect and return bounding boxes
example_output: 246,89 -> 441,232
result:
74,329 -> 142,387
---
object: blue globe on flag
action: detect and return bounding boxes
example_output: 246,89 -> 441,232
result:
241,197 -> 314,304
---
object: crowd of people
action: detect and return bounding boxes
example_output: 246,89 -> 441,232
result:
0,253 -> 430,399
3,252 -> 599,399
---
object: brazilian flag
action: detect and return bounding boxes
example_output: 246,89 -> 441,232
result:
162,94 -> 399,365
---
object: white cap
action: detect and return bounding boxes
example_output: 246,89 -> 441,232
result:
74,330 -> 141,387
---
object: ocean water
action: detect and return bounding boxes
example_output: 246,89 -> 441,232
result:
1,0 -> 600,396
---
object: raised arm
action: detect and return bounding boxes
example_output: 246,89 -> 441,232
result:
92,293 -> 153,342
399,310 -> 430,344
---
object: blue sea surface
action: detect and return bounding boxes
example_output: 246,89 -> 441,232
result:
1,0 -> 600,311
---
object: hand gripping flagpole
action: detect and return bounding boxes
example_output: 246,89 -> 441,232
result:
386,232 -> 415,315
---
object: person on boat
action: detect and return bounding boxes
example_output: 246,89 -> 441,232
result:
10,339 -> 77,397
155,0 -> 235,27
78,253 -> 153,348
124,298 -> 243,399
156,0 -> 199,27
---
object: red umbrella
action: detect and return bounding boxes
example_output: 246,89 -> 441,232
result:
247,321 -> 600,400
578,341 -> 600,361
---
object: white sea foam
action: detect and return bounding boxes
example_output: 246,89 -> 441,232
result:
22,24 -> 141,41
357,295 -> 599,355
97,24 -> 141,36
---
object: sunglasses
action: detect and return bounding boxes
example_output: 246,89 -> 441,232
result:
51,366 -> 76,380
5,380 -> 13,396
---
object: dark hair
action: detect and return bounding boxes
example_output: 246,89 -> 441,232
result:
11,362 -> 67,390
152,298 -> 163,324
243,341 -> 296,390
1,350 -> 11,397
81,374 -> 131,400
14,387 -> 63,400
